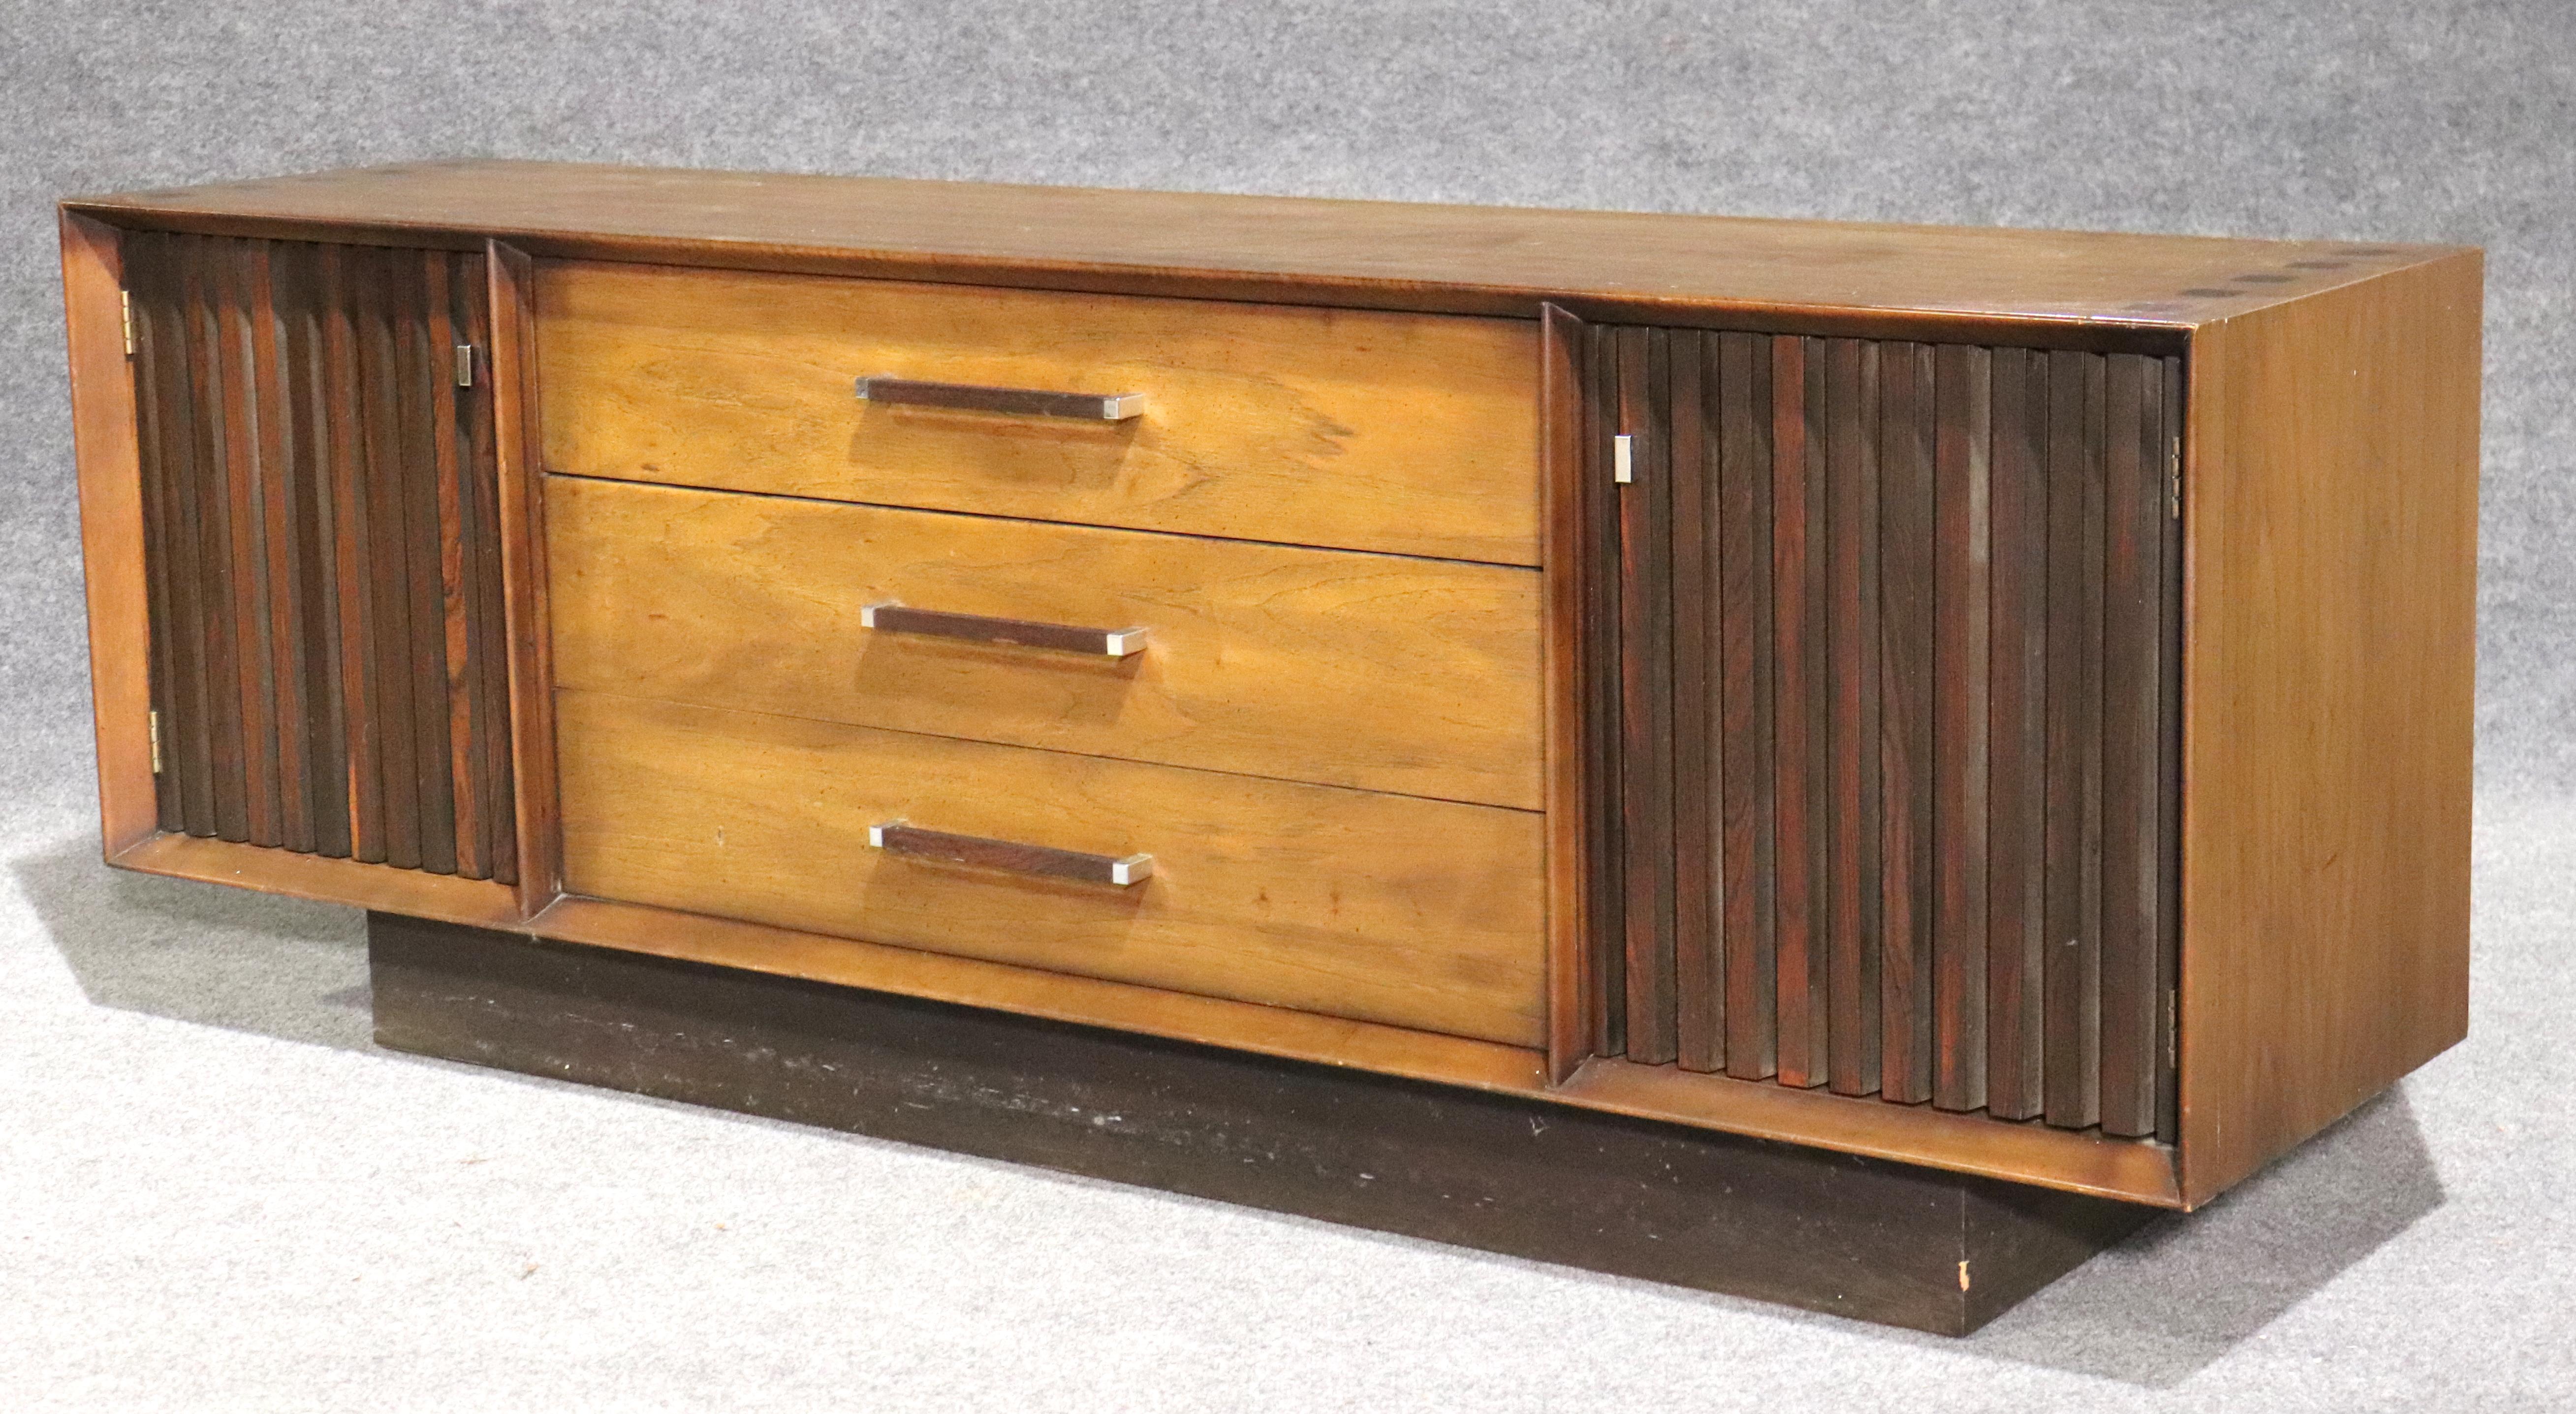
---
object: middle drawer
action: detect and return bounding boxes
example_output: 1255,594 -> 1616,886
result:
546,475 -> 1544,810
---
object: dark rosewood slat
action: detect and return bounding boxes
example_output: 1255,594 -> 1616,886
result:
133,236 -> 217,837
2043,349 -> 2106,1130
1668,331 -> 1722,1072
1719,331 -> 1778,1081
355,246 -> 425,870
321,242 -> 388,863
1825,338 -> 1884,1097
1585,323 -> 1626,1057
216,240 -> 284,849
1932,344 -> 1992,1113
276,242 -> 354,858
1986,346 -> 2050,1120
458,253 -> 516,886
2099,355 -> 2160,1136
127,237 -> 186,834
1774,337 -> 1830,1088
1878,342 -> 1936,1104
2156,354 -> 2184,1145
396,252 -> 462,876
425,255 -> 486,880
180,239 -> 251,843
1617,326 -> 1678,1065
247,241 -> 315,854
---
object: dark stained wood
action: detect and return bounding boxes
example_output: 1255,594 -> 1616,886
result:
74,159 -> 2467,352
2043,350 -> 2106,1130
394,251 -> 460,876
1617,327 -> 1677,1065
1878,341 -> 1936,1104
320,241 -> 387,864
1774,337 -> 1830,1089
2100,355 -> 2161,1136
1825,338 -> 1883,1097
181,242 -> 250,843
1539,304 -> 1592,1080
355,246 -> 424,870
860,604 -> 1146,657
1932,344 -> 1993,1112
1587,324 -> 1625,1057
129,234 -> 217,838
1718,331 -> 1778,1080
872,822 -> 1151,887
372,909 -> 2160,1336
1668,331 -> 1721,1073
275,241 -> 354,859
460,254 -> 515,888
215,241 -> 283,849
425,254 -> 484,880
1986,346 -> 2050,1120
248,241 -> 317,855
128,243 -> 187,836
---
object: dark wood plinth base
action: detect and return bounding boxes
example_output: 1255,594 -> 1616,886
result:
368,911 -> 2155,1335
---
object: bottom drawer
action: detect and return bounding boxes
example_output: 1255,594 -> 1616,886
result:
555,690 -> 1546,1046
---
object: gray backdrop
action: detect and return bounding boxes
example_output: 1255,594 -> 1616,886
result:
3,3 -> 2570,1410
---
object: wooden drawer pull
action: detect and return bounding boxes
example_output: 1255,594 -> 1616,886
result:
868,820 -> 1155,887
860,601 -> 1149,658
853,374 -> 1146,421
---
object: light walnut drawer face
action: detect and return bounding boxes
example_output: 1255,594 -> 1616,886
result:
554,690 -> 1547,1046
545,476 -> 1542,810
534,261 -> 1541,565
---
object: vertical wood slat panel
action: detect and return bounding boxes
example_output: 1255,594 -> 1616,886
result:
118,232 -> 513,884
1825,338 -> 1885,1097
1585,324 -> 1627,1058
2043,350 -> 2107,1130
1932,344 -> 1992,1113
1617,327 -> 1678,1066
1587,322 -> 2176,1139
1879,341 -> 1937,1103
1987,346 -> 2051,1120
1774,337 -> 1830,1089
1670,332 -> 1722,1073
2101,354 -> 2162,1136
1719,331 -> 1778,1080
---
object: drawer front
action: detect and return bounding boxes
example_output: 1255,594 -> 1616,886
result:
546,476 -> 1543,810
555,690 -> 1547,1046
535,261 -> 1541,565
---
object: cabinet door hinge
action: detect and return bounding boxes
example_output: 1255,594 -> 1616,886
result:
453,344 -> 476,388
2167,434 -> 2182,520
148,709 -> 163,775
1612,432 -> 1634,484
122,290 -> 135,357
2166,989 -> 2179,1068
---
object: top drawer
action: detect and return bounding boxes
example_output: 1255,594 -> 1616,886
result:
534,262 -> 1542,565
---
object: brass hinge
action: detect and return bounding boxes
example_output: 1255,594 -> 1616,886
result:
2167,434 -> 2182,520
453,344 -> 475,388
2167,989 -> 2179,1068
122,290 -> 135,357
148,709 -> 163,774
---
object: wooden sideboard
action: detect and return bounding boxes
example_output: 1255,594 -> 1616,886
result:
60,162 -> 2476,1270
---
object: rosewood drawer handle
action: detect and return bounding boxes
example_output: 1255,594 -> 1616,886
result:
860,601 -> 1149,658
868,820 -> 1155,887
853,374 -> 1146,421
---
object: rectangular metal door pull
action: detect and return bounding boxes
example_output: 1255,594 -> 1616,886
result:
868,820 -> 1155,887
854,374 -> 1146,421
860,601 -> 1148,657
1613,433 -> 1634,484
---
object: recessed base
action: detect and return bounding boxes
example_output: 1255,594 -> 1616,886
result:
367,911 -> 2154,1335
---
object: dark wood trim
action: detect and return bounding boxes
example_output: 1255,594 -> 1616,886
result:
1615,328 -> 1678,1065
486,241 -> 560,919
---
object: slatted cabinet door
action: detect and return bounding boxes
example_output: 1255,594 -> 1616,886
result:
1583,322 -> 2179,1142
123,232 -> 516,883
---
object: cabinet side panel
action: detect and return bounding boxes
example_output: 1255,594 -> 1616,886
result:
2180,253 -> 2480,1205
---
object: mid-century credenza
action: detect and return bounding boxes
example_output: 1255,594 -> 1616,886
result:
59,161 -> 2477,1333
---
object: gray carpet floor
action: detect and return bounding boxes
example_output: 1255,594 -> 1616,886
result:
4,2 -> 2572,1409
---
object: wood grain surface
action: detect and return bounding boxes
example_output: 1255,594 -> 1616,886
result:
536,260 -> 1541,565
545,475 -> 1542,810
553,690 -> 1547,1046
